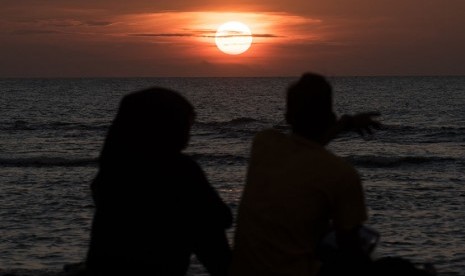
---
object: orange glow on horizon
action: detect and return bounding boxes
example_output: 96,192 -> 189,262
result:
3,1 -> 464,77
3,9 -> 325,63
103,11 -> 324,62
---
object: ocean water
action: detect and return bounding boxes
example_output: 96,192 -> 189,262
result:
0,76 -> 464,275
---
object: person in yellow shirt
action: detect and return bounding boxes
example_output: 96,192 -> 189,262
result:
229,73 -> 381,276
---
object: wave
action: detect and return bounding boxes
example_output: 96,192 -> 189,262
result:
334,124 -> 465,144
193,153 -> 459,168
346,155 -> 459,168
0,154 -> 249,168
4,155 -> 454,169
0,157 -> 97,167
190,153 -> 248,165
193,117 -> 266,138
381,124 -> 465,137
228,117 -> 260,125
0,120 -> 109,132
195,117 -> 261,128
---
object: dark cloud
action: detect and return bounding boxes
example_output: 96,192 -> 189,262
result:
10,29 -> 65,35
129,32 -> 279,38
203,33 -> 280,38
253,34 -> 280,38
47,19 -> 114,27
84,20 -> 114,26
129,33 -> 194,37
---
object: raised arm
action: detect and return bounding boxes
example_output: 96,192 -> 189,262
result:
321,112 -> 382,144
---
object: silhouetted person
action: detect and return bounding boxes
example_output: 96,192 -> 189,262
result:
85,87 -> 232,276
229,73 -> 380,276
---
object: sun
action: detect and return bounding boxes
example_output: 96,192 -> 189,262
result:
215,21 -> 253,55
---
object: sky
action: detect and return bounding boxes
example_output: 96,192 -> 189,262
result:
1,0 -> 464,77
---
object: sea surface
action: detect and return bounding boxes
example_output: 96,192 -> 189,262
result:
0,77 -> 464,275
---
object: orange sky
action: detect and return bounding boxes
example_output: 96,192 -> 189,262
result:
1,0 -> 464,77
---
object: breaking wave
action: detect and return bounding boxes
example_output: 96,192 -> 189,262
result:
346,155 -> 459,168
0,157 -> 97,167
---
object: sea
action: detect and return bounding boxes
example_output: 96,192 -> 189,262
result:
0,76 -> 464,276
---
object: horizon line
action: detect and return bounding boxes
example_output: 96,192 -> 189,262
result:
1,74 -> 464,79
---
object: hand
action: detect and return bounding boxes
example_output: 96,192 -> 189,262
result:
339,112 -> 382,137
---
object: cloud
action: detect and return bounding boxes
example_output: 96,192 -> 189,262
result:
253,33 -> 280,38
129,32 -> 280,39
84,20 -> 114,26
129,33 -> 195,37
206,33 -> 280,38
10,29 -> 66,35
44,19 -> 115,27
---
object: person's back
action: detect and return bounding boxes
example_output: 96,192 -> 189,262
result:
230,129 -> 366,276
85,88 -> 232,276
88,154 -> 232,275
230,73 -> 378,276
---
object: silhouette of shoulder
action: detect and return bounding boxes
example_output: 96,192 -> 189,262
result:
250,128 -> 360,184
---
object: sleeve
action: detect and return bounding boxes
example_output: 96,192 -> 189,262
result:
187,159 -> 233,229
186,158 -> 233,276
331,169 -> 368,231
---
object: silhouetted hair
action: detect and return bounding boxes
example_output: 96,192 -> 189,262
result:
285,73 -> 336,137
99,87 -> 195,169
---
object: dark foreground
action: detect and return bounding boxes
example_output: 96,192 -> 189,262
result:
1,258 -> 439,276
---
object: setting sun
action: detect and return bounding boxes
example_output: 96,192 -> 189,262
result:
215,21 -> 253,55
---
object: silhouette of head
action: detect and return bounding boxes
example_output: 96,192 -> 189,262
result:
100,87 -> 195,166
285,73 -> 336,140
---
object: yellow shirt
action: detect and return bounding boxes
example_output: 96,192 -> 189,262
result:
230,129 -> 367,276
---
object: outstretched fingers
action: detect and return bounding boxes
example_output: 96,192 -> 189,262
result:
346,112 -> 382,137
